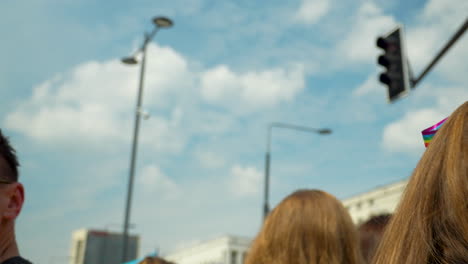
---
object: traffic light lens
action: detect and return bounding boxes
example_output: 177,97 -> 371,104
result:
379,74 -> 391,85
378,56 -> 390,67
376,37 -> 387,49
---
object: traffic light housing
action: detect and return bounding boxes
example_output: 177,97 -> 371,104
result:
376,26 -> 410,103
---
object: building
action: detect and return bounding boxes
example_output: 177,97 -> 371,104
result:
342,179 -> 408,224
165,235 -> 252,264
69,229 -> 139,264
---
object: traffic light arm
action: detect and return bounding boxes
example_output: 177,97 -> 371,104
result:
410,18 -> 467,88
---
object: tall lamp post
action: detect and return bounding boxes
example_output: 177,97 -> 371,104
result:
121,16 -> 173,263
263,122 -> 332,221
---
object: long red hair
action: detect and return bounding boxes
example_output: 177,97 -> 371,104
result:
245,189 -> 362,264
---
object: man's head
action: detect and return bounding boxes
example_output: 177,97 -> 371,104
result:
0,129 -> 24,225
0,129 -> 19,183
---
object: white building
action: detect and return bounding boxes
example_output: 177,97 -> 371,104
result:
165,235 -> 252,264
69,229 -> 139,264
342,179 -> 408,224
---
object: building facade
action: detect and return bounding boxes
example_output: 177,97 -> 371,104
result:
165,235 -> 252,264
342,179 -> 408,224
69,229 -> 139,264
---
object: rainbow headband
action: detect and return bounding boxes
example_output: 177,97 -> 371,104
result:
421,118 -> 447,147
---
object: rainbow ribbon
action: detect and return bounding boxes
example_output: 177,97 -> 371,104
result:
421,118 -> 447,147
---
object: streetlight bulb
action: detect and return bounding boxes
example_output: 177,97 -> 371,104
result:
153,17 -> 173,28
318,129 -> 332,135
122,57 -> 138,65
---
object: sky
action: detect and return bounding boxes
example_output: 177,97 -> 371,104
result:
1,0 -> 467,263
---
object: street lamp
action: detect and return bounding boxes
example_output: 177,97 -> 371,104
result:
263,122 -> 332,221
121,16 -> 173,263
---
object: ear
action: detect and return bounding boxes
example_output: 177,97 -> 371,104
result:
3,183 -> 25,220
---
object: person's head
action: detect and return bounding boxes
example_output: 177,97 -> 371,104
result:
0,130 -> 19,183
244,189 -> 362,264
0,129 -> 24,229
358,214 -> 391,264
138,256 -> 175,264
373,101 -> 468,264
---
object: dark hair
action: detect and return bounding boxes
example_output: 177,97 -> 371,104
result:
138,256 -> 175,264
0,129 -> 19,181
358,214 -> 391,263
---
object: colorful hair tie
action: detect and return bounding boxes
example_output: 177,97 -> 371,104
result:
421,118 -> 447,147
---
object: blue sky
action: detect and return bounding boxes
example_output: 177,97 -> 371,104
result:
1,0 -> 467,262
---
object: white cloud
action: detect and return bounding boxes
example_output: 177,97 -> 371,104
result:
200,64 -> 306,110
138,164 -> 181,199
382,108 -> 445,154
140,107 -> 188,154
4,43 -> 306,151
353,71 -> 385,97
405,0 -> 468,80
294,0 -> 330,25
405,26 -> 440,71
195,150 -> 226,169
200,65 -> 240,102
4,43 -> 192,151
189,110 -> 236,135
337,2 -> 396,64
382,86 -> 468,154
5,103 -> 124,146
420,0 -> 468,24
229,165 -> 262,197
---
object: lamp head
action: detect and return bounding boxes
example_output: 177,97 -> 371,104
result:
121,56 -> 138,65
318,129 -> 332,135
153,16 -> 173,28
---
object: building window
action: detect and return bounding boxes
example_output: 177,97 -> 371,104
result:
231,250 -> 238,264
356,202 -> 362,209
369,199 -> 374,206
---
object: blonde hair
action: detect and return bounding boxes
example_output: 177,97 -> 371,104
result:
244,189 -> 362,264
373,101 -> 468,264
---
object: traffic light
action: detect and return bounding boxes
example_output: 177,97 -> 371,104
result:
376,26 -> 410,103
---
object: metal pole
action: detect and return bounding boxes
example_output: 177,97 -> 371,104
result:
122,33 -> 149,263
411,18 -> 467,87
262,123 -> 331,222
263,125 -> 272,221
271,122 -> 324,134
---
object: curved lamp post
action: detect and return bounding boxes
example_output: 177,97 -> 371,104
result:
121,16 -> 173,263
263,122 -> 332,221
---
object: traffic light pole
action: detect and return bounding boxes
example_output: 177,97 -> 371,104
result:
410,18 -> 467,87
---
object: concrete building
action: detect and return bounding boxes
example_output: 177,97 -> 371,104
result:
70,229 -> 139,264
165,235 -> 252,264
342,179 -> 408,224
